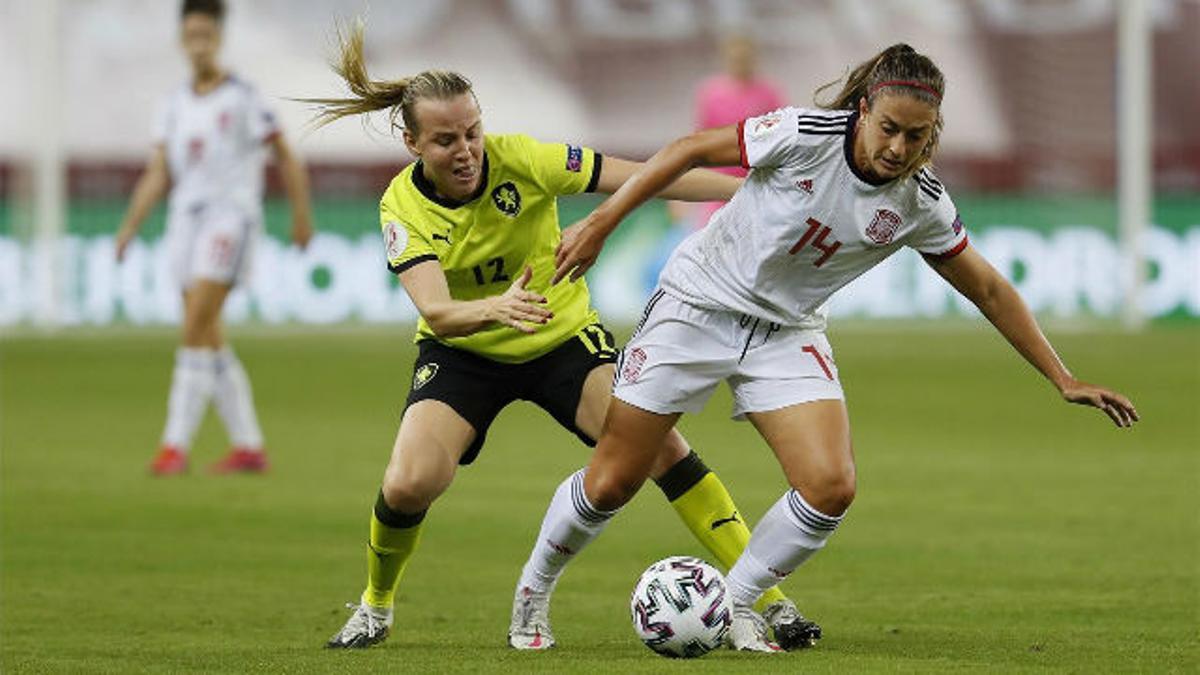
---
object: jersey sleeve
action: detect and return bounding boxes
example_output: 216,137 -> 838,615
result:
908,181 -> 969,260
150,97 -> 171,146
244,87 -> 282,145
380,189 -> 437,274
737,106 -> 813,170
526,136 -> 602,196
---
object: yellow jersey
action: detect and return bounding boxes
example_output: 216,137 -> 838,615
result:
380,133 -> 603,363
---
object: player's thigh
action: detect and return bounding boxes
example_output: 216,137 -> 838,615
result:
383,400 -> 476,511
182,279 -> 232,347
577,363 -> 691,479
746,400 -> 855,513
574,362 -> 615,440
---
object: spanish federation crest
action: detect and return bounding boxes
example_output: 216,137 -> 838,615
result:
491,181 -> 521,217
413,363 -> 439,390
865,208 -> 902,245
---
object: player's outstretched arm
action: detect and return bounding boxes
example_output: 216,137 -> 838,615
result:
115,145 -> 169,262
554,125 -> 741,284
270,134 -> 314,250
594,156 -> 741,202
925,245 -> 1139,427
398,261 -> 551,337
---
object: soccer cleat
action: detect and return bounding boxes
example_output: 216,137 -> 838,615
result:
149,446 -> 188,476
209,448 -> 269,474
725,605 -> 783,653
762,598 -> 822,650
507,585 -> 556,650
326,602 -> 392,649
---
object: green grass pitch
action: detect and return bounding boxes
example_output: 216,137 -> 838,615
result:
2,324 -> 1196,673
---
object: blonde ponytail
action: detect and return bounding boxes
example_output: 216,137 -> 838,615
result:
304,19 -> 474,135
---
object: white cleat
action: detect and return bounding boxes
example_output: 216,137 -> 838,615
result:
507,585 -> 556,650
725,605 -> 783,653
326,602 -> 393,649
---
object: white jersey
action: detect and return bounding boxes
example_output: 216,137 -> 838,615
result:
659,106 -> 968,330
153,75 -> 280,225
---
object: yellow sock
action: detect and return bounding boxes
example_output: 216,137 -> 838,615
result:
362,493 -> 425,609
662,461 -> 788,613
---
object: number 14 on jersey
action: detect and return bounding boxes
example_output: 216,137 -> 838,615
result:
789,217 -> 841,267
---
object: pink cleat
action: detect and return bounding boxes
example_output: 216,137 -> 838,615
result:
209,448 -> 269,474
149,446 -> 188,476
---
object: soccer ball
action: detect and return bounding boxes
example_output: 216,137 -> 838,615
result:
630,556 -> 732,658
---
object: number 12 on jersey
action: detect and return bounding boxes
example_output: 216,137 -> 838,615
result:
789,217 -> 841,267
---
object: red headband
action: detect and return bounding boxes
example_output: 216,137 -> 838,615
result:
869,80 -> 942,102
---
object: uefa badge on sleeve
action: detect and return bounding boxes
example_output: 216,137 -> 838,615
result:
566,145 -> 583,173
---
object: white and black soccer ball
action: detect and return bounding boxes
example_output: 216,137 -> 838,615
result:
630,556 -> 732,658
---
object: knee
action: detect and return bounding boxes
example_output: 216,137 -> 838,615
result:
584,466 -> 643,512
381,467 -> 443,514
797,465 -> 856,517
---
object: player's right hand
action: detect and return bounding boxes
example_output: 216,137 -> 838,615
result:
1059,379 -> 1140,428
554,214 -> 611,284
490,266 -> 552,334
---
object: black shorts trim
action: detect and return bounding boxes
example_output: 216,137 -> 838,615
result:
403,323 -> 619,465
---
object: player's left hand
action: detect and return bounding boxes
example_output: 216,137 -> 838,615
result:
1059,379 -> 1139,428
292,215 -> 314,251
554,215 -> 609,284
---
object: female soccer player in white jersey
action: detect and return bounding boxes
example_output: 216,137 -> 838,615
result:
115,0 -> 314,476
521,43 -> 1140,652
312,21 -> 819,652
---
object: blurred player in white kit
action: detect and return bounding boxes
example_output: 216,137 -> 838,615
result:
116,0 -> 313,475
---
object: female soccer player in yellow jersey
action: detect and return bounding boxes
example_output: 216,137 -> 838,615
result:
116,0 -> 314,476
312,22 -> 818,651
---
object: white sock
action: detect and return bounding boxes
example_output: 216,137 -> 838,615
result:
517,469 -> 619,593
213,346 -> 264,450
726,489 -> 845,608
161,347 -> 217,451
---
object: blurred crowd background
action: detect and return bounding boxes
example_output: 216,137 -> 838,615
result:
1,0 -> 1197,327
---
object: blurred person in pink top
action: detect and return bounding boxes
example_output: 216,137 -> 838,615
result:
650,34 -> 785,291
689,33 -> 785,227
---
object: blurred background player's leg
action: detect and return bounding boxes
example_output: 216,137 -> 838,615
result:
209,345 -> 267,473
151,279 -> 230,475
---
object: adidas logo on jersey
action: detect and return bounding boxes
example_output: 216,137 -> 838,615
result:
795,179 -> 814,195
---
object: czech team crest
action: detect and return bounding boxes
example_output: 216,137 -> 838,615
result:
491,181 -> 521,217
866,208 -> 902,245
413,363 -> 439,390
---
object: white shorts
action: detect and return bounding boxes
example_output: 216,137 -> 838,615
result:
166,204 -> 258,289
613,290 -> 843,419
